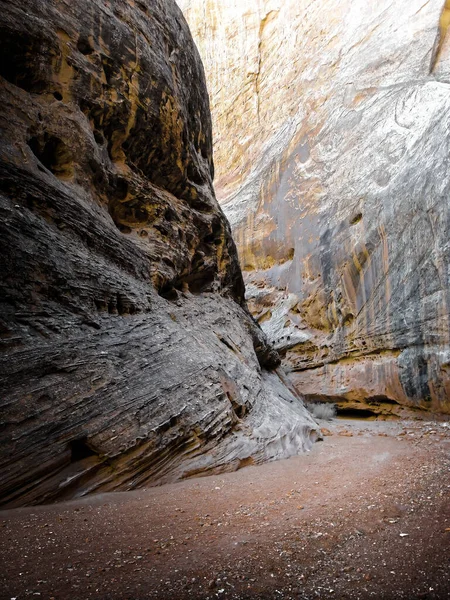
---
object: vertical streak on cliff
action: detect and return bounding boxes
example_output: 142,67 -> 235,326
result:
255,17 -> 264,123
203,1 -> 207,56
379,223 -> 393,352
122,32 -> 140,171
430,0 -> 450,72
255,10 -> 278,124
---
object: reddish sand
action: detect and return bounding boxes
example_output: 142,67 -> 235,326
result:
1,419 -> 449,600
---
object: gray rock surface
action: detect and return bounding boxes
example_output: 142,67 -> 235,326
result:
0,0 -> 319,508
178,0 -> 450,417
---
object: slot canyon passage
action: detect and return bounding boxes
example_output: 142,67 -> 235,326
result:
0,0 -> 449,599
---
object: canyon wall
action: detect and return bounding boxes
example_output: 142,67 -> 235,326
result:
0,0 -> 319,508
178,0 -> 450,416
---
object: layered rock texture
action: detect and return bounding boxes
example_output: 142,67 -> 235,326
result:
0,0 -> 319,508
178,0 -> 450,417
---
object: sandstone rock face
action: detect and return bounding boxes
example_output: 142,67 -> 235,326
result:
0,0 -> 319,508
178,0 -> 450,417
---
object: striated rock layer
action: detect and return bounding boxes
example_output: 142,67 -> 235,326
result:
0,0 -> 319,508
178,0 -> 450,417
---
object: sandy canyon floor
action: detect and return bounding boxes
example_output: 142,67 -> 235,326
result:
1,418 -> 449,600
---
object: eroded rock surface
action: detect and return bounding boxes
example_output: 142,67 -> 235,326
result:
178,0 -> 450,416
0,0 -> 319,508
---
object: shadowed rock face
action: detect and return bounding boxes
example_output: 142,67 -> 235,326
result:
178,0 -> 450,417
0,0 -> 319,508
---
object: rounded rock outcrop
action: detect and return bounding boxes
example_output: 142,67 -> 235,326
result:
0,0 -> 318,507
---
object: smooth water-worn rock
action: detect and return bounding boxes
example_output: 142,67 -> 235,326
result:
0,0 -> 319,508
178,0 -> 450,416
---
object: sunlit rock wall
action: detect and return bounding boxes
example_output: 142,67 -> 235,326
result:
178,0 -> 450,416
0,0 -> 319,508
